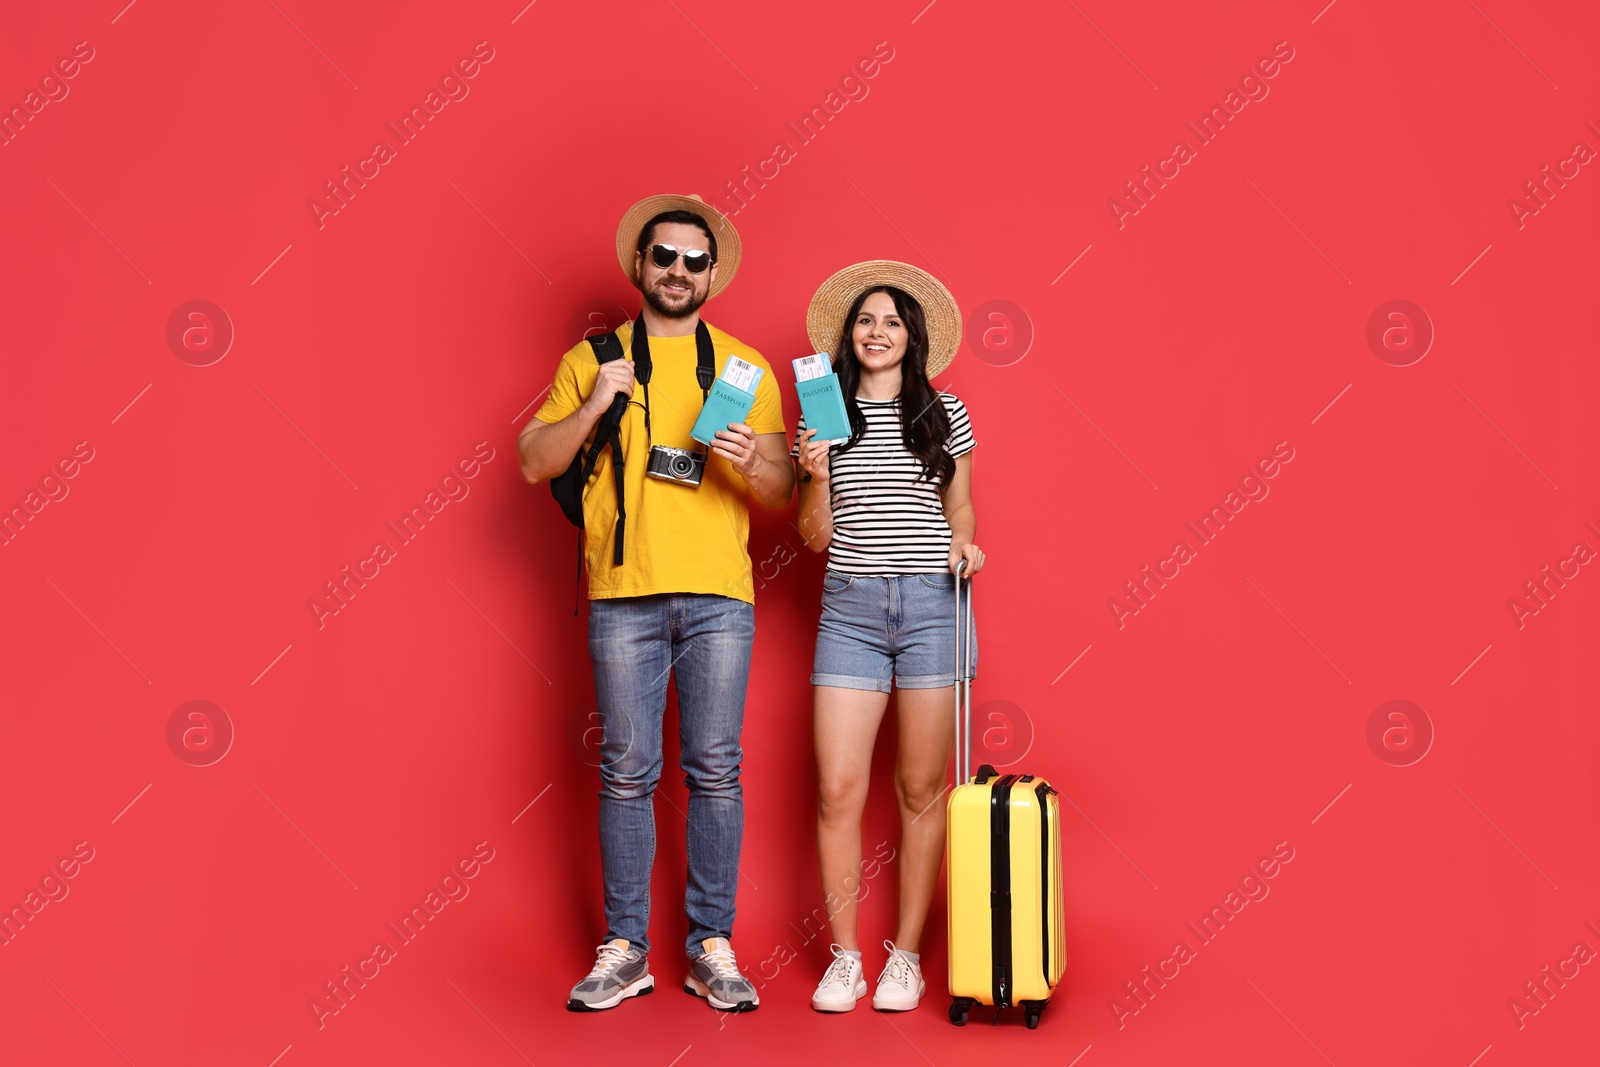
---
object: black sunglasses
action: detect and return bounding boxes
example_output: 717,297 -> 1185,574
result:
646,244 -> 714,273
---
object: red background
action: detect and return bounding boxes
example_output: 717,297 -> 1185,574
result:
2,1 -> 1596,1064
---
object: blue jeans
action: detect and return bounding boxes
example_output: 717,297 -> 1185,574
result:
588,593 -> 755,958
811,570 -> 978,692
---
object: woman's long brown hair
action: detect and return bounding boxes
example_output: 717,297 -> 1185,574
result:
829,285 -> 955,488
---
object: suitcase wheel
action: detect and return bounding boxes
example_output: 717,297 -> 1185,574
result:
948,997 -> 974,1026
1023,1000 -> 1045,1029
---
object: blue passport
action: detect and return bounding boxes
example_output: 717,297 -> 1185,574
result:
690,356 -> 764,445
792,353 -> 852,442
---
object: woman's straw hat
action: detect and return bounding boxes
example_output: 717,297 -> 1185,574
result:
615,193 -> 742,299
805,260 -> 961,377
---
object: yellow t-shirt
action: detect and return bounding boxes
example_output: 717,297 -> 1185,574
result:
534,321 -> 786,603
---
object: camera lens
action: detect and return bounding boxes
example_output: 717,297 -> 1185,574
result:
670,455 -> 692,476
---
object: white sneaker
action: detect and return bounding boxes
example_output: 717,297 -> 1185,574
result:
872,939 -> 925,1011
811,943 -> 867,1012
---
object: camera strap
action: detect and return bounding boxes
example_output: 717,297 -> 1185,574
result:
630,314 -> 715,451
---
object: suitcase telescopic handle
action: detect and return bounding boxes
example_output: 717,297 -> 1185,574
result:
953,558 -> 974,786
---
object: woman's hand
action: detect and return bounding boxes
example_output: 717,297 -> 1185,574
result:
795,427 -> 832,484
949,541 -> 986,577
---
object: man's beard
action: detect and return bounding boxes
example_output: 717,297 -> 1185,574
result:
642,278 -> 708,320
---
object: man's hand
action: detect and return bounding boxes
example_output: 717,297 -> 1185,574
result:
580,360 -> 636,417
711,422 -> 759,475
711,426 -> 794,510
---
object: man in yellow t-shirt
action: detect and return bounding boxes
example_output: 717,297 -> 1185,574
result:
517,194 -> 792,1014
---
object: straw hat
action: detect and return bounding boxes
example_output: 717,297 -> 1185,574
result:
805,260 -> 962,377
615,193 -> 742,300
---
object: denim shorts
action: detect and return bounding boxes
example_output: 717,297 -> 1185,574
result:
811,570 -> 977,692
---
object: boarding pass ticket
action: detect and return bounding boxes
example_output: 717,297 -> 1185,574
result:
720,356 -> 764,393
792,353 -> 832,382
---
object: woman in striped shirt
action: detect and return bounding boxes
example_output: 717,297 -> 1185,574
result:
792,262 -> 985,1013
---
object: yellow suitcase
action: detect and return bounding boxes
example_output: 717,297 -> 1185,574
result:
945,565 -> 1065,1028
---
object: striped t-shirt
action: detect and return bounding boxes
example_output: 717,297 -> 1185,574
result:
791,392 -> 976,575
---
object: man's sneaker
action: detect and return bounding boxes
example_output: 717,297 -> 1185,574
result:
683,937 -> 759,1012
567,939 -> 654,1012
811,943 -> 867,1012
872,939 -> 925,1011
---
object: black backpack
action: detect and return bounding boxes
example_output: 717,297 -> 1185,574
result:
549,332 -> 630,613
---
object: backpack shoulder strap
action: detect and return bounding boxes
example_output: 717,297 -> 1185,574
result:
580,331 -> 627,474
588,332 -> 625,364
578,331 -> 627,484
581,330 -> 628,567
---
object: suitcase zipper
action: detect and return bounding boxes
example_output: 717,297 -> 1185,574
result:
989,774 -> 1018,1009
1037,781 -> 1056,989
